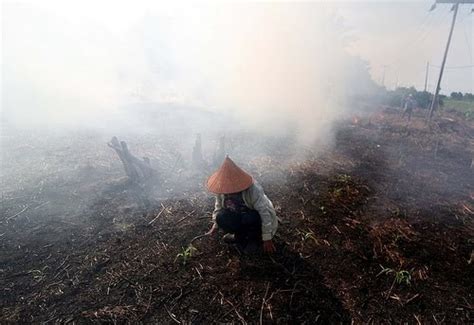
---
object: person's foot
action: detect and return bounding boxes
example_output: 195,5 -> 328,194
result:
222,233 -> 236,243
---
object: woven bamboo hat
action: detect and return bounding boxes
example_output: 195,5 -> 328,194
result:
207,156 -> 253,194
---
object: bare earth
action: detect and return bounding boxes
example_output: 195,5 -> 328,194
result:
1,107 -> 473,323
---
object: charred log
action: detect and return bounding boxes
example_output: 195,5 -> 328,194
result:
108,136 -> 155,183
213,135 -> 226,167
192,133 -> 206,169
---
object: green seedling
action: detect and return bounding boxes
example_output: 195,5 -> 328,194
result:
297,229 -> 319,244
377,265 -> 411,286
29,269 -> 45,283
394,270 -> 411,285
337,174 -> 352,183
332,188 -> 343,198
175,245 -> 197,265
319,206 -> 327,215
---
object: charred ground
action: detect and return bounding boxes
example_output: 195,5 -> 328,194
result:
1,107 -> 473,323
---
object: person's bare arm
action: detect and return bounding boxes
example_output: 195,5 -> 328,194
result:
206,222 -> 218,235
263,240 -> 276,253
250,185 -> 278,253
207,196 -> 222,235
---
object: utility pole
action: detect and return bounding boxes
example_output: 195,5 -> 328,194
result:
424,61 -> 429,92
428,0 -> 473,120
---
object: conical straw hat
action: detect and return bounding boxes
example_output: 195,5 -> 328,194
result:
207,156 -> 253,194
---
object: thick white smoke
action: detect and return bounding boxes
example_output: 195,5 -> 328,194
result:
2,1 -> 377,143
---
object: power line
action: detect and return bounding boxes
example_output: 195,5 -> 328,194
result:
429,64 -> 474,68
461,15 -> 473,61
388,9 -> 437,68
389,7 -> 452,70
415,8 -> 451,45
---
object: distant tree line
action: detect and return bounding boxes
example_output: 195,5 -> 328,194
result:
374,86 -> 433,109
450,92 -> 474,101
372,87 -> 473,109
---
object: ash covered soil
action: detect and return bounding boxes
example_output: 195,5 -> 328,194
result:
1,108 -> 473,323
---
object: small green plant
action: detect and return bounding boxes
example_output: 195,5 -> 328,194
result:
377,265 -> 411,286
297,229 -> 318,244
337,174 -> 352,183
332,187 -> 343,198
394,270 -> 411,285
175,245 -> 197,265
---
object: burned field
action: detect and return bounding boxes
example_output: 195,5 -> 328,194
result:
1,108 -> 473,323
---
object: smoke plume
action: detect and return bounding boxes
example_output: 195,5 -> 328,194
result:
2,2 -> 377,145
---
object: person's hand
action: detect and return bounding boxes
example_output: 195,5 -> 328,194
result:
263,240 -> 276,254
206,224 -> 218,236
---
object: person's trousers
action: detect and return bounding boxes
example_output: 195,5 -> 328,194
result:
215,209 -> 262,246
402,107 -> 413,120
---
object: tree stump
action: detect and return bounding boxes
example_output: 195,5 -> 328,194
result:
108,137 -> 155,183
213,136 -> 226,167
192,133 -> 206,169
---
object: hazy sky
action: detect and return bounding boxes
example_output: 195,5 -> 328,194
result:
335,1 -> 473,94
2,0 -> 473,116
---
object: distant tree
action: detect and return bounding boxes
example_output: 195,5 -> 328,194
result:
464,93 -> 474,101
415,91 -> 432,109
450,92 -> 463,100
382,87 -> 432,109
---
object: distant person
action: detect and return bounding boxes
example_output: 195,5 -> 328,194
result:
402,94 -> 416,121
206,156 -> 278,254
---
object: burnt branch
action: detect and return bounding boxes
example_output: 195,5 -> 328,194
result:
108,136 -> 156,183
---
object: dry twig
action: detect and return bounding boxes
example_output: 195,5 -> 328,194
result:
6,205 -> 29,221
164,305 -> 181,324
148,206 -> 166,226
190,233 -> 210,244
260,282 -> 270,325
